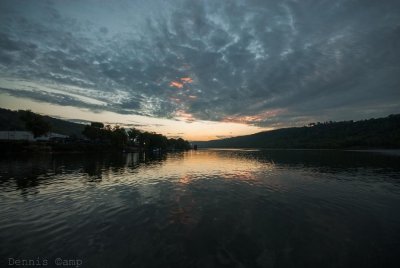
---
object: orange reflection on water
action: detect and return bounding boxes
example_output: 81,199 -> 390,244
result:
163,150 -> 275,227
160,150 -> 275,183
179,174 -> 192,184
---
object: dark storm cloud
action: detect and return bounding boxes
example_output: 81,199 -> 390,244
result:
0,0 -> 400,127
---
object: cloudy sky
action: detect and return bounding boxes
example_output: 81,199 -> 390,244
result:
0,0 -> 399,140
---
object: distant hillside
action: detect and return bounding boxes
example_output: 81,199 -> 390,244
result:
197,114 -> 400,149
0,108 -> 85,137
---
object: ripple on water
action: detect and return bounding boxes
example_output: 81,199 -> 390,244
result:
1,150 -> 400,266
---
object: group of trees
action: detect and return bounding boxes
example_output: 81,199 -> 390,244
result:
82,122 -> 127,147
82,122 -> 191,150
19,110 -> 51,138
128,129 -> 191,150
1,109 -> 191,152
13,109 -> 191,151
128,128 -> 191,150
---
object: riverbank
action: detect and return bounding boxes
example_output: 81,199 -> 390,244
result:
0,140 -> 170,154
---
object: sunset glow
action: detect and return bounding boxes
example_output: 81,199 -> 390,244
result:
1,2 -> 399,267
180,77 -> 193,84
0,0 -> 399,141
223,109 -> 286,124
0,92 -> 265,141
169,81 -> 184,89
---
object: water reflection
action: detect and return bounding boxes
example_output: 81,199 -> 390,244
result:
0,152 -> 167,194
2,149 -> 398,192
0,149 -> 399,267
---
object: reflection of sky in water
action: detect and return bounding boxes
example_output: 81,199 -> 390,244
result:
0,150 -> 400,267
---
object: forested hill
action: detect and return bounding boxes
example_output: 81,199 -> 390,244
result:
0,108 -> 85,137
197,114 -> 400,149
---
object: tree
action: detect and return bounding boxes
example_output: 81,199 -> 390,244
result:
82,121 -> 192,150
82,123 -> 128,149
19,110 -> 51,138
82,125 -> 100,141
82,122 -> 108,141
110,126 -> 128,148
128,128 -> 141,143
168,137 -> 191,150
91,122 -> 104,129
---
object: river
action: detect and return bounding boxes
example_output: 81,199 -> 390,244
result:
1,149 -> 399,267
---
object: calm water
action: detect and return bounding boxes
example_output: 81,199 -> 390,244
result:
1,149 -> 400,268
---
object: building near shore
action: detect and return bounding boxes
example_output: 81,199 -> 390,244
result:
0,131 -> 68,141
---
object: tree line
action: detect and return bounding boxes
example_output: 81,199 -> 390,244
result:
82,122 -> 191,150
11,110 -> 191,151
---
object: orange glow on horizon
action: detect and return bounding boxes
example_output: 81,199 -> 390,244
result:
0,92 -> 269,142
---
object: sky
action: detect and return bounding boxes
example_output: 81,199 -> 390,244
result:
0,0 -> 399,141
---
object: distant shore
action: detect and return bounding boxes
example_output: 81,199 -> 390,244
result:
3,140 -> 399,156
0,140 -> 190,154
345,149 -> 400,156
199,147 -> 400,153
